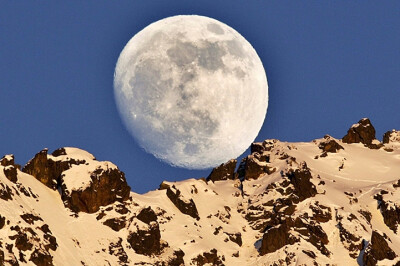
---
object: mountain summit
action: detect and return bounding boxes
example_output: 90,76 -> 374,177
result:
1,118 -> 400,265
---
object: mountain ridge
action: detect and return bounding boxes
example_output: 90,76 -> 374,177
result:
1,118 -> 400,265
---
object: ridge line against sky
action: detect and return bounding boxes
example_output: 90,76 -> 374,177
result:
1,1 -> 399,193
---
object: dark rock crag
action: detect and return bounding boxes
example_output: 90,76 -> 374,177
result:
342,118 -> 382,148
23,148 -> 131,214
1,118 -> 400,265
61,166 -> 131,214
318,135 -> 344,153
237,153 -> 274,180
191,249 -> 225,266
128,221 -> 164,256
22,148 -> 85,190
383,129 -> 400,144
1,155 -> 18,183
363,230 -> 397,266
160,182 -> 200,220
207,159 -> 237,182
374,189 -> 400,233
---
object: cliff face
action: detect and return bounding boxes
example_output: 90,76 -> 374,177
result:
1,118 -> 400,265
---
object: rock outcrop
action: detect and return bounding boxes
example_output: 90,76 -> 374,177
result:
128,221 -> 164,256
374,189 -> 400,233
61,166 -> 131,213
237,153 -> 273,180
191,249 -> 224,266
342,118 -> 380,148
160,183 -> 200,220
363,231 -> 397,266
383,129 -> 400,144
22,148 -> 86,189
1,155 -> 18,183
286,163 -> 317,202
1,119 -> 400,265
207,159 -> 237,182
260,219 -> 299,255
23,147 -> 131,213
318,135 -> 344,153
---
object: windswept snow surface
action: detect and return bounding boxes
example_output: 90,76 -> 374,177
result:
1,138 -> 400,265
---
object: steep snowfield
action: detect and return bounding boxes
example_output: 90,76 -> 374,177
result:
1,122 -> 400,265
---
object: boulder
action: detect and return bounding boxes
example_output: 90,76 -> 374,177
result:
342,118 -> 377,146
127,206 -> 168,256
207,159 -> 237,182
336,211 -> 364,258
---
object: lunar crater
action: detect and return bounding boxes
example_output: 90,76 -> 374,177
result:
207,23 -> 225,35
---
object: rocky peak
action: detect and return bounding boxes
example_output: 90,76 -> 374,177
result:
2,119 -> 400,265
383,129 -> 400,144
22,147 -> 131,213
22,148 -> 88,190
61,165 -> 131,213
1,155 -> 18,183
207,159 -> 237,182
318,135 -> 344,153
237,153 -> 274,180
342,118 -> 379,147
1,154 -> 16,167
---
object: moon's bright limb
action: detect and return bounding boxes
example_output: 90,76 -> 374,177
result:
114,15 -> 268,169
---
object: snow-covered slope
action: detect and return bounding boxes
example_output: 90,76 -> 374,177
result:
1,118 -> 400,266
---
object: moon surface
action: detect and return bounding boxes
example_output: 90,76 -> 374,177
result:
114,15 -> 268,169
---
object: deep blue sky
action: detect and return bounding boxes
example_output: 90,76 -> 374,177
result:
1,2 -> 399,193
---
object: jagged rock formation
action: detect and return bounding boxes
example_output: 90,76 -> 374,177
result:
383,129 -> 400,144
318,135 -> 344,154
363,231 -> 397,266
342,118 -> 376,144
1,118 -> 400,265
161,182 -> 200,220
23,147 -> 131,213
342,118 -> 383,149
1,155 -> 18,183
206,159 -> 237,182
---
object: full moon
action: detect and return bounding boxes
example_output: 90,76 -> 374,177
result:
114,15 -> 268,169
